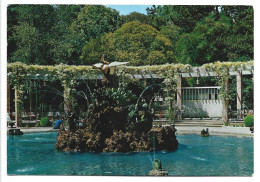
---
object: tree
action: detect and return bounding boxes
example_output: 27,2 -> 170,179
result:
159,24 -> 181,62
7,5 -> 253,66
175,6 -> 253,66
146,5 -> 167,30
50,5 -> 83,65
61,5 -> 123,65
8,5 -> 57,65
81,21 -> 175,65
175,12 -> 232,65
221,6 -> 254,61
155,5 -> 215,32
7,5 -> 19,61
122,12 -> 151,25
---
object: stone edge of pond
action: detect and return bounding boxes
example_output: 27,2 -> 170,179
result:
8,127 -> 254,138
175,126 -> 253,137
7,127 -> 58,134
176,130 -> 253,138
176,131 -> 253,138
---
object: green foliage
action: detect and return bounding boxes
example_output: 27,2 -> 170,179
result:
8,5 -> 253,68
241,76 -> 254,109
244,115 -> 254,127
82,21 -> 174,66
7,5 -> 254,128
66,5 -> 122,64
50,5 -> 83,65
8,5 -> 123,65
127,103 -> 153,133
229,75 -> 254,110
176,12 -> 231,65
108,85 -> 138,107
175,7 -> 253,65
155,5 -> 215,32
40,117 -> 49,127
71,5 -> 122,41
8,5 -> 56,65
122,12 -> 152,25
147,51 -> 167,65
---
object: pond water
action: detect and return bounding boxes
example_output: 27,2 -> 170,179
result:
7,132 -> 253,176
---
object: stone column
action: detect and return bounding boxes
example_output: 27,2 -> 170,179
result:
222,74 -> 229,123
7,78 -> 10,113
176,74 -> 182,119
237,71 -> 242,119
14,89 -> 20,127
29,83 -> 32,112
64,84 -> 70,113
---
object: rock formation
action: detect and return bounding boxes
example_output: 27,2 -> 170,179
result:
56,125 -> 178,152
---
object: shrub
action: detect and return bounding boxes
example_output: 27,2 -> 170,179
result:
244,115 -> 254,127
40,117 -> 49,127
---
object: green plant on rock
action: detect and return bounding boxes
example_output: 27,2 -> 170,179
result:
109,84 -> 138,106
244,115 -> 254,127
127,103 -> 153,133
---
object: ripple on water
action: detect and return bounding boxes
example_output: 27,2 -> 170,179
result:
190,156 -> 207,161
17,167 -> 35,173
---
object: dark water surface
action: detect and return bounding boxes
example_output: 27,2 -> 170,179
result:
7,132 -> 253,176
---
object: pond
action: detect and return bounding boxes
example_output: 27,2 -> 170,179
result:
7,132 -> 253,176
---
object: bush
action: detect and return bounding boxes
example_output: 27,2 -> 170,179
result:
40,117 -> 49,127
244,115 -> 254,127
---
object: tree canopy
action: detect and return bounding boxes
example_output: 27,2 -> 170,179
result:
81,21 -> 176,65
7,5 -> 253,66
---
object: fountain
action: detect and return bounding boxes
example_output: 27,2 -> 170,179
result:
55,57 -> 178,152
200,128 -> 210,137
148,130 -> 169,176
148,159 -> 168,176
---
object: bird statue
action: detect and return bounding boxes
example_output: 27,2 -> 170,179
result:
92,54 -> 129,76
92,54 -> 129,86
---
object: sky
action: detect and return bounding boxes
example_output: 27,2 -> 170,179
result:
105,5 -> 152,15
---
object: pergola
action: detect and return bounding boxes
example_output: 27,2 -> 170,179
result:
7,61 -> 254,127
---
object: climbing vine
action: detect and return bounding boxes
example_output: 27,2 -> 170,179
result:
7,61 -> 253,122
162,70 -> 177,122
202,61 -> 253,106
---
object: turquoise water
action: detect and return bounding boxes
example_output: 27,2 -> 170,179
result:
7,132 -> 253,176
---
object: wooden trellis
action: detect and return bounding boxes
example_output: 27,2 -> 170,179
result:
7,61 -> 254,127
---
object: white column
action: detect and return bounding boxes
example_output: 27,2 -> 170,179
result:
14,89 -> 20,127
176,74 -> 182,120
237,71 -> 242,110
222,75 -> 229,123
